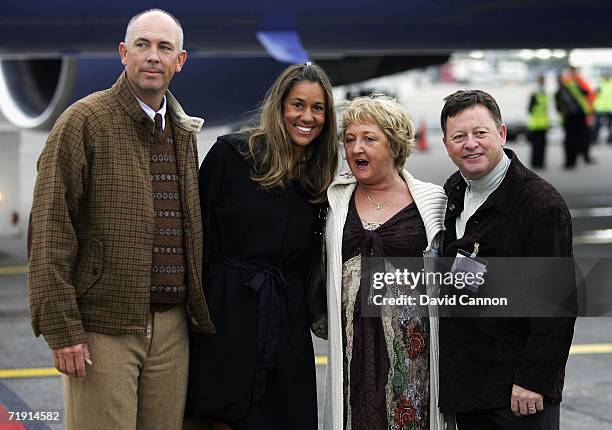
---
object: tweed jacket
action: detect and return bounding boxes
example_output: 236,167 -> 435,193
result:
324,170 -> 448,430
28,73 -> 215,350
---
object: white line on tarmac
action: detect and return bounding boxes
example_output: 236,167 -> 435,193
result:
573,229 -> 612,245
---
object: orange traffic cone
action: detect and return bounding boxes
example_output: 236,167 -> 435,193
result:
417,121 -> 428,151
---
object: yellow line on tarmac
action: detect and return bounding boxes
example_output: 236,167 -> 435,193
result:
0,367 -> 59,379
569,343 -> 612,355
0,265 -> 28,275
0,344 -> 610,379
312,343 -> 612,366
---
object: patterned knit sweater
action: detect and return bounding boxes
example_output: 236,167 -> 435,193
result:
149,114 -> 187,308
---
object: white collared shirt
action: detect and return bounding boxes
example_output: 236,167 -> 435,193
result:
456,153 -> 511,239
137,96 -> 167,131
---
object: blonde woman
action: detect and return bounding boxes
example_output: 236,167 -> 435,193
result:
325,95 -> 447,429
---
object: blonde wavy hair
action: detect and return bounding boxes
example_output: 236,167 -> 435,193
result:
341,94 -> 416,171
243,63 -> 338,203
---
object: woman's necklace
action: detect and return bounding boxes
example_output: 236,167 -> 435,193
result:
367,194 -> 386,211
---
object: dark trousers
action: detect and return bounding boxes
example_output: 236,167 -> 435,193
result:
579,125 -> 593,162
528,130 -> 547,168
563,115 -> 589,167
456,402 -> 560,430
592,112 -> 612,143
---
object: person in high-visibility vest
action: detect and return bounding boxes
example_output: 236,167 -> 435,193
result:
568,66 -> 595,163
591,74 -> 612,144
555,70 -> 592,168
527,75 -> 550,168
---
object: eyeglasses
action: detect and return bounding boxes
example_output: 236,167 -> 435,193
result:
447,128 -> 496,145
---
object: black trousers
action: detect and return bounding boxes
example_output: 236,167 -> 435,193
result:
528,130 -> 547,168
592,112 -> 612,143
456,402 -> 560,430
563,115 -> 589,167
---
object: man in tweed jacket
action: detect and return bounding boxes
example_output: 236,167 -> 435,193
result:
28,9 -> 213,430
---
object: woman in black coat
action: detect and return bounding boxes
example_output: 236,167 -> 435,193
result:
185,63 -> 338,429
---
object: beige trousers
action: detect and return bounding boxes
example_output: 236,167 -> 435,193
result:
63,306 -> 188,430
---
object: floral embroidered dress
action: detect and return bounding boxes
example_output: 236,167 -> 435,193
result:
341,193 -> 429,430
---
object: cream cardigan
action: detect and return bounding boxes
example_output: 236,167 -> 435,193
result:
324,169 -> 448,430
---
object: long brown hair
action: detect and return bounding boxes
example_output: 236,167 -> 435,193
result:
243,63 -> 338,203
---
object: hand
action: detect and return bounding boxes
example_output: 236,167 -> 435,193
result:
511,384 -> 544,417
52,343 -> 92,379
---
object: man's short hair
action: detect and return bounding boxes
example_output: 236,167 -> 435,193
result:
440,90 -> 503,136
124,9 -> 184,51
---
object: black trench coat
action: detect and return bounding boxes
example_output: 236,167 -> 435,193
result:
186,133 -> 318,429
